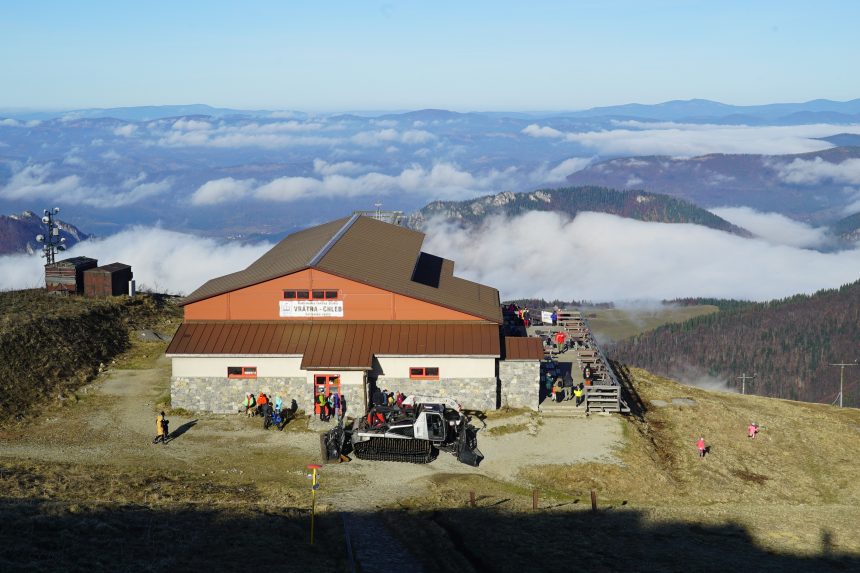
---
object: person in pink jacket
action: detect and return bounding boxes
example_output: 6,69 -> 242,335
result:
748,422 -> 759,439
696,437 -> 706,458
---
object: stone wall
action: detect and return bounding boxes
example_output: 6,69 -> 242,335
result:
171,377 -> 308,414
499,360 -> 540,410
375,377 -> 498,411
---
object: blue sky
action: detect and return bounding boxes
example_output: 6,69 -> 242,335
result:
1,0 -> 857,111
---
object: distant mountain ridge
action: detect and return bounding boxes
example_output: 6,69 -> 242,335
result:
610,278 -> 860,406
832,212 -> 860,241
556,98 -> 860,123
408,187 -> 752,236
0,211 -> 89,256
4,98 -> 860,124
565,147 -> 860,223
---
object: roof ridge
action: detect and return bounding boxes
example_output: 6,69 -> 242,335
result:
309,213 -> 360,267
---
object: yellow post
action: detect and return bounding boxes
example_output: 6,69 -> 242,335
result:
307,464 -> 321,544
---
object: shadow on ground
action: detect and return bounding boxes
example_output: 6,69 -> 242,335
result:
167,419 -> 197,441
0,499 -> 856,573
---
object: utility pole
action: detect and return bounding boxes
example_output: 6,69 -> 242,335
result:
737,373 -> 756,395
830,361 -> 858,408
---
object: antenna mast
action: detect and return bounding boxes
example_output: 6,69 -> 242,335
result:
35,207 -> 67,264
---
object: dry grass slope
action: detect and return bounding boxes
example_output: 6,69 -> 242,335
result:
0,290 -> 181,422
386,368 -> 860,571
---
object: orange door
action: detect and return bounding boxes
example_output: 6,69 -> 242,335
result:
313,375 -> 341,414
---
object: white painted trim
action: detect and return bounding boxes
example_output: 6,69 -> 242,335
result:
166,354 -> 303,358
168,353 -> 498,359
375,354 -> 500,359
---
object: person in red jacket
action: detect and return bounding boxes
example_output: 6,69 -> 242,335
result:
554,330 -> 567,352
696,437 -> 706,458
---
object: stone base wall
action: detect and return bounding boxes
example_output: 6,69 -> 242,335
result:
171,377 -> 308,414
375,377 -> 498,412
499,361 -> 540,410
336,382 -> 366,418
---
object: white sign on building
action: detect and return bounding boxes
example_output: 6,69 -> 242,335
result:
279,300 -> 344,318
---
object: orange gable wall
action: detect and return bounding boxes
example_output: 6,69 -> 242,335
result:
184,268 -> 487,322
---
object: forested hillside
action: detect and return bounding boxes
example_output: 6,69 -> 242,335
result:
408,187 -> 751,236
610,280 -> 860,406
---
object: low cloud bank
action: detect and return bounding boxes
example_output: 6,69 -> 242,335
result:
421,211 -> 860,301
191,157 -> 589,206
522,122 -> 860,157
775,156 -> 860,186
710,206 -> 833,249
0,227 -> 272,295
0,163 -> 172,208
4,210 -> 858,302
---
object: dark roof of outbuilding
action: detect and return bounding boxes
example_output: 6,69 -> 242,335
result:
87,262 -> 132,273
166,321 -> 501,370
181,215 -> 502,323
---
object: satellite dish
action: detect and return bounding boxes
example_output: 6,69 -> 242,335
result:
60,237 -> 66,243
43,209 -> 50,215
57,245 -> 66,251
41,216 -> 50,224
36,234 -> 44,242
53,207 -> 60,214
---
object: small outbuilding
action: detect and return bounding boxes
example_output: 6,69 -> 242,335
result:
45,256 -> 98,294
84,262 -> 133,297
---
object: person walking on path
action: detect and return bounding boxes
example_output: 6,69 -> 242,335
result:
696,437 -> 706,459
154,411 -> 169,444
748,422 -> 759,439
574,385 -> 584,407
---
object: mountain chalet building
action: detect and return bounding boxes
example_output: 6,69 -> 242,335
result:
166,214 -> 543,415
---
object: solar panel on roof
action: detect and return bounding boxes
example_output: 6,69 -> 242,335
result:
411,251 -> 444,288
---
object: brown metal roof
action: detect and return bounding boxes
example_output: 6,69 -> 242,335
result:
180,215 -> 502,323
167,321 -> 501,370
503,336 -> 544,361
181,216 -> 351,306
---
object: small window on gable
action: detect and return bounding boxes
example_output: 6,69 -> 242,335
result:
311,289 -> 339,300
409,367 -> 439,380
284,289 -> 338,300
228,366 -> 257,379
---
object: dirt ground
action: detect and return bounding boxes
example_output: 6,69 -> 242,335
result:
4,355 -> 858,571
0,355 -> 622,511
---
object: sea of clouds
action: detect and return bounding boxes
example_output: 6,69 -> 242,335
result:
2,209 -> 857,301
3,116 -> 860,300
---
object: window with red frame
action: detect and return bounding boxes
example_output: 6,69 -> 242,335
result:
227,366 -> 257,379
283,289 -> 339,300
409,367 -> 439,380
